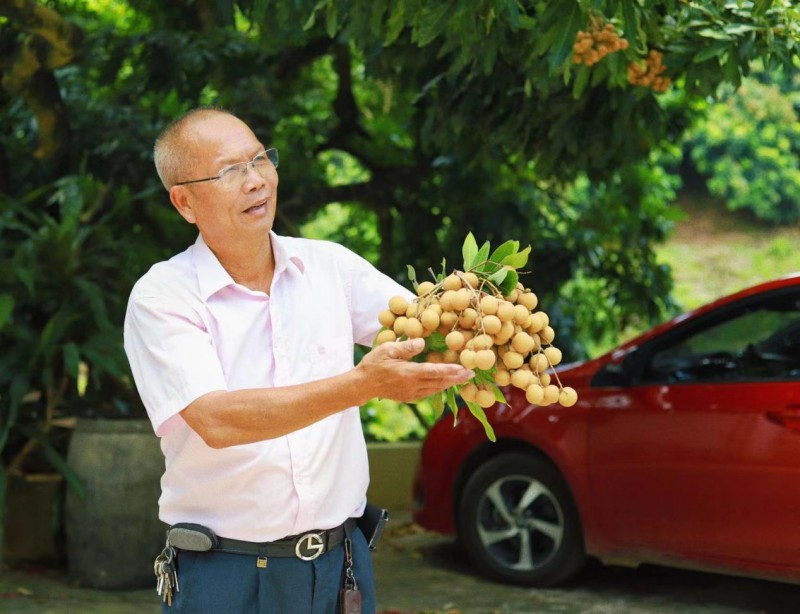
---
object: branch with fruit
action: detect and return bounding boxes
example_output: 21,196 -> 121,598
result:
375,234 -> 577,441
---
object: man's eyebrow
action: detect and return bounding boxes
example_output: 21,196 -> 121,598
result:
214,145 -> 266,167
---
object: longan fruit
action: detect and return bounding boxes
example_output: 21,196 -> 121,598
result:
496,301 -> 515,322
389,296 -> 409,315
517,292 -> 538,311
439,290 -> 457,311
542,385 -> 560,406
404,318 -> 424,339
452,288 -> 471,311
472,334 -> 494,351
460,382 -> 478,402
539,372 -> 551,386
502,351 -> 524,370
460,349 -> 477,369
511,332 -> 535,354
530,352 -> 549,373
417,281 -> 436,297
475,389 -> 496,409
475,349 -> 497,370
375,329 -> 396,345
458,308 -> 478,329
392,316 -> 408,336
405,302 -> 419,318
443,274 -> 462,291
479,295 -> 499,315
494,368 -> 511,386
527,313 -> 545,334
511,369 -> 532,390
420,308 -> 440,331
378,309 -> 395,328
540,326 -> 555,344
446,331 -> 466,351
543,346 -> 562,366
481,315 -> 502,335
442,349 -> 460,364
427,351 -> 444,363
462,272 -> 479,288
512,304 -> 531,326
559,387 -> 578,407
525,384 -> 544,405
440,311 -> 459,330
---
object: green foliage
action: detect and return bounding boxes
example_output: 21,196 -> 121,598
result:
0,176 -> 147,477
2,0 -> 799,453
686,69 -> 800,224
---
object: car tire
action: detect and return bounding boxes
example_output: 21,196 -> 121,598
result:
458,452 -> 586,586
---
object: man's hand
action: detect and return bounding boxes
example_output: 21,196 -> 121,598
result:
356,338 -> 474,403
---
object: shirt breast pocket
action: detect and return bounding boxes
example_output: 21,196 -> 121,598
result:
309,336 -> 355,379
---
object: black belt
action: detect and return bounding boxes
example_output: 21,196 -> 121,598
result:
213,519 -> 356,561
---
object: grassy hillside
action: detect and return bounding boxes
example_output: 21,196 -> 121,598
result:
657,192 -> 800,313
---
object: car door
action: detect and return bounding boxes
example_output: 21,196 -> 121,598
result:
588,286 -> 800,568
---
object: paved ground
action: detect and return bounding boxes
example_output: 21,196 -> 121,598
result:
2,513 -> 799,613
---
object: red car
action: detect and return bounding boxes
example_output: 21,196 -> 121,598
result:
413,274 -> 800,586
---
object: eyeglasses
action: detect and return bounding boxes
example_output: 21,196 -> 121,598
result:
174,148 -> 279,190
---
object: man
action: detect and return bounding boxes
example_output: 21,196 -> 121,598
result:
123,107 -> 473,613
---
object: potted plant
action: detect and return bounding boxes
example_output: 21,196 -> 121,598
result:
0,174 -> 157,575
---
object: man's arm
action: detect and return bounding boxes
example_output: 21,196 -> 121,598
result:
181,338 -> 473,448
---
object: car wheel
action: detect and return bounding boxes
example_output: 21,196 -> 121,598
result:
458,452 -> 586,586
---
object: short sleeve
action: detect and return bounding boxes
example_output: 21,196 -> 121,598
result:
124,296 -> 228,436
342,248 -> 415,347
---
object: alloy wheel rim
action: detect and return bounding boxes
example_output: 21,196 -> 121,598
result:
475,474 -> 564,571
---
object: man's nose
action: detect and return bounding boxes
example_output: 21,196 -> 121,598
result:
242,164 -> 266,191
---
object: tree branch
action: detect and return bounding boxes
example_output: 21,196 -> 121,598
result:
0,0 -> 82,162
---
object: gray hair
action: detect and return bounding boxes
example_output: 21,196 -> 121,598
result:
153,106 -> 235,190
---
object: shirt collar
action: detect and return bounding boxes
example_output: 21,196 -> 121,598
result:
193,232 -> 305,301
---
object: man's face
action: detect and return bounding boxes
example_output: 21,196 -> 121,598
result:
169,114 -> 279,251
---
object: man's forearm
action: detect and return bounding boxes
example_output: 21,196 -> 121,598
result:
181,368 -> 373,448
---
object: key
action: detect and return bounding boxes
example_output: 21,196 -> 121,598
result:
154,545 -> 178,605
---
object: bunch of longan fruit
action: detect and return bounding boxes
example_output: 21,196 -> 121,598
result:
573,17 -> 629,66
376,270 -> 578,411
628,49 -> 671,93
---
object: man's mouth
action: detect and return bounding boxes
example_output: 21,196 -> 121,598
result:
244,198 -> 268,214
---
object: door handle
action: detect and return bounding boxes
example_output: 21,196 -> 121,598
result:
765,409 -> 800,431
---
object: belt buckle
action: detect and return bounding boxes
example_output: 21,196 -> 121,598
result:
295,532 -> 325,561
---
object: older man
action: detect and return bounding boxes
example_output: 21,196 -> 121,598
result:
124,107 -> 473,613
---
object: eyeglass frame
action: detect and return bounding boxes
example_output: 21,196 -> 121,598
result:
173,148 -> 279,188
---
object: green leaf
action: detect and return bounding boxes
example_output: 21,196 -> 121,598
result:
486,381 -> 508,404
427,331 -> 448,352
462,232 -> 478,270
464,400 -> 496,441
488,267 -> 509,286
385,0 -> 406,45
572,64 -> 591,99
325,1 -> 338,38
621,0 -> 640,50
753,0 -> 773,16
63,342 -> 80,379
499,269 -> 519,295
474,241 -> 491,271
0,293 -> 13,331
446,386 -> 459,425
500,246 -> 530,269
429,391 -> 445,417
693,42 -> 728,63
488,240 -> 519,268
546,0 -> 582,73
406,265 -> 418,289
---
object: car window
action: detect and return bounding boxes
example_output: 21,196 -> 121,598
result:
641,293 -> 800,384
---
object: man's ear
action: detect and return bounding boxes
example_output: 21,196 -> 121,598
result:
169,186 -> 197,224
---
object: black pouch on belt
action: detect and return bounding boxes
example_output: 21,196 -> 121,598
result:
167,523 -> 219,552
356,504 -> 389,551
